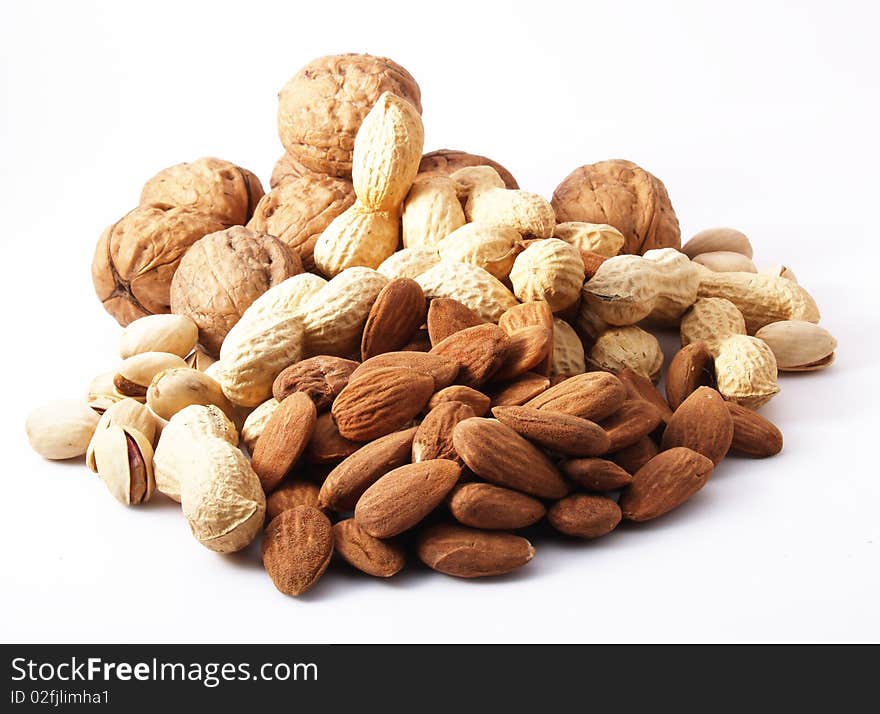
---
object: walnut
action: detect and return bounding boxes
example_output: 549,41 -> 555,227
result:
270,152 -> 313,189
92,206 -> 229,326
277,54 -> 421,178
247,174 -> 355,273
140,157 -> 264,225
551,159 -> 680,255
170,226 -> 302,356
418,149 -> 519,190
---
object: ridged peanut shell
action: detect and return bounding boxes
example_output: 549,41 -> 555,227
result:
377,247 -> 440,280
589,326 -> 664,382
466,186 -> 556,239
553,222 -> 625,258
680,298 -> 747,354
437,223 -> 521,280
713,335 -> 780,408
402,176 -> 466,249
509,239 -> 585,312
416,261 -> 518,323
313,202 -> 399,277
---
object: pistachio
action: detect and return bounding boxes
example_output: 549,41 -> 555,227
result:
692,251 -> 757,273
114,352 -> 188,398
241,398 -> 280,453
146,367 -> 234,421
185,348 -> 217,372
25,400 -> 101,460
759,264 -> 798,283
87,371 -> 126,413
119,314 -> 199,359
86,398 -> 158,472
754,320 -> 837,371
91,425 -> 155,505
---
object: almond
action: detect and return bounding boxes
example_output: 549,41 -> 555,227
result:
413,401 -> 476,463
333,518 -> 405,577
453,417 -> 569,498
617,368 -> 673,423
307,412 -> 364,465
427,385 -> 491,416
489,372 -> 550,407
272,356 -> 359,411
491,405 -> 610,456
547,494 -> 621,538
401,329 -> 431,352
665,342 -> 715,411
361,278 -> 427,360
493,326 -> 553,381
262,506 -> 334,596
429,323 -> 509,387
427,297 -> 485,346
266,480 -> 321,521
251,392 -> 318,492
726,402 -> 784,457
417,523 -> 535,578
318,427 -> 417,512
448,482 -> 546,530
350,351 -> 459,390
524,371 -> 626,421
498,301 -> 554,334
602,399 -> 664,452
332,367 -> 434,441
354,459 -> 461,538
560,458 -> 633,491
579,250 -> 607,279
608,437 -> 658,474
620,447 -> 714,521
661,387 -> 733,465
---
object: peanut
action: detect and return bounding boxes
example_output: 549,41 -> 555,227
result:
589,325 -> 664,382
402,175 -> 466,248
415,261 -> 518,323
437,223 -> 521,280
509,238 -> 585,312
377,247 -> 440,280
714,335 -> 780,408
553,222 -> 625,258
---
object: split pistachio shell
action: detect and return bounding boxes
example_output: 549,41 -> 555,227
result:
86,398 -> 158,471
682,227 -> 753,259
25,400 -> 100,460
153,404 -> 238,502
754,320 -> 837,371
760,264 -> 798,283
91,425 -> 155,505
553,222 -> 625,258
87,371 -> 126,413
146,367 -> 234,421
185,348 -> 217,372
241,398 -> 280,453
114,352 -> 188,398
119,314 -> 199,359
692,251 -> 757,273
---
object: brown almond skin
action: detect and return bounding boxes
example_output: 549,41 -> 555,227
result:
350,352 -> 459,390
617,368 -> 673,423
620,447 -> 714,522
491,405 -> 610,457
417,523 -> 535,578
666,342 -> 715,411
332,367 -> 434,441
453,417 -> 569,499
429,323 -> 510,387
498,301 -> 554,335
579,250 -> 606,279
427,385 -> 491,416
413,401 -> 476,463
273,356 -> 359,410
401,329 -> 431,352
333,518 -> 405,577
361,278 -> 426,360
548,494 -> 622,538
448,482 -> 546,530
608,437 -> 658,474
262,506 -> 334,596
561,458 -> 633,492
493,326 -> 554,381
726,402 -> 784,457
318,427 -> 417,512
251,392 -> 317,492
266,480 -> 321,521
661,386 -> 733,465
602,400 -> 664,452
524,372 -> 626,421
355,460 -> 461,538
490,372 -> 550,407
307,412 -> 364,465
427,298 -> 485,346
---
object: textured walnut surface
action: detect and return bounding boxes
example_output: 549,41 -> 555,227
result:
140,157 -> 264,225
92,206 -> 229,326
551,159 -> 680,255
247,174 -> 355,273
170,226 -> 301,356
418,149 -> 519,190
270,152 -> 313,188
277,53 -> 421,178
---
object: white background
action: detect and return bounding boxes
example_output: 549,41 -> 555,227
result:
2,0 -> 878,644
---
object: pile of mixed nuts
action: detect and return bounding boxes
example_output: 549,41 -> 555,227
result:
25,53 -> 837,595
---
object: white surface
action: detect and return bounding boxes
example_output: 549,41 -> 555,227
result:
2,0 -> 878,644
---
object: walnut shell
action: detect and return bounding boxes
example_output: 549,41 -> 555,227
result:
551,159 -> 680,255
418,149 -> 519,190
247,174 -> 355,273
140,157 -> 264,225
92,206 -> 229,326
170,226 -> 301,356
270,152 -> 313,188
277,54 -> 422,178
